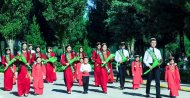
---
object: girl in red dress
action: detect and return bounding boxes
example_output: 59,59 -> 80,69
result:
60,45 -> 75,94
75,46 -> 85,86
165,57 -> 181,98
92,42 -> 102,87
32,57 -> 46,95
17,42 -> 31,97
45,46 -> 57,83
100,43 -> 113,93
2,48 -> 15,91
131,55 -> 143,89
34,45 -> 44,59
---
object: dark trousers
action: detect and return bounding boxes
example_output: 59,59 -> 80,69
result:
82,76 -> 89,92
118,64 -> 127,88
146,67 -> 160,97
116,71 -> 120,82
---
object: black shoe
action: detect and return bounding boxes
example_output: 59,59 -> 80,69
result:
119,87 -> 124,90
83,92 -> 88,94
145,94 -> 150,97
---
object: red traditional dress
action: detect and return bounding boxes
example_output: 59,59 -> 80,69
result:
2,54 -> 14,91
92,50 -> 102,86
45,52 -> 57,83
17,50 -> 31,96
12,64 -> 17,85
34,52 -> 44,59
28,50 -> 35,65
131,61 -> 143,89
165,63 -> 181,97
100,51 -> 113,93
107,54 -> 114,83
32,63 -> 46,95
75,52 -> 85,86
60,52 -> 75,93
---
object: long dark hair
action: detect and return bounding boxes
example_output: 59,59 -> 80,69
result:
64,44 -> 73,61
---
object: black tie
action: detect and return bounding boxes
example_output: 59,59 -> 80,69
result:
153,48 -> 155,53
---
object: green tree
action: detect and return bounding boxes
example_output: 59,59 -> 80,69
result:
106,0 -> 145,55
25,16 -> 46,47
87,0 -> 112,45
39,0 -> 87,46
0,0 -> 32,53
144,0 -> 190,56
83,38 -> 92,57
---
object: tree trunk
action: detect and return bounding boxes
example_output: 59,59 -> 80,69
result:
6,39 -> 15,54
179,30 -> 185,55
130,38 -> 135,56
127,37 -> 135,58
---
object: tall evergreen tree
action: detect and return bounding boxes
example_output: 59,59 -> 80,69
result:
39,0 -> 87,46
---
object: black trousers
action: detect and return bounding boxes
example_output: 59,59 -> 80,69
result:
118,64 -> 127,88
116,71 -> 120,82
146,66 -> 160,97
82,76 -> 89,92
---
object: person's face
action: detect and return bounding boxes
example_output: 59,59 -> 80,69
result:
29,46 -> 32,50
102,45 -> 107,51
121,45 -> 125,49
80,58 -> 84,63
135,57 -> 139,61
37,58 -> 42,64
67,46 -> 72,52
97,45 -> 101,50
6,49 -> 11,54
48,48 -> 51,52
22,44 -> 27,50
80,48 -> 83,52
84,58 -> 88,64
150,41 -> 157,48
36,47 -> 40,52
169,59 -> 174,64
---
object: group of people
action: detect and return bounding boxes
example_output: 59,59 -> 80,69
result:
1,38 -> 181,98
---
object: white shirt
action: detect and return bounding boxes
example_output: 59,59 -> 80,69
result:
80,63 -> 91,72
114,49 -> 129,63
29,50 -> 36,54
143,47 -> 162,67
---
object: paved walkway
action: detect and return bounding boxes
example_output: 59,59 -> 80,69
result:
0,72 -> 189,98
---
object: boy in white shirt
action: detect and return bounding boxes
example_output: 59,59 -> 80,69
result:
114,42 -> 129,90
80,57 -> 91,94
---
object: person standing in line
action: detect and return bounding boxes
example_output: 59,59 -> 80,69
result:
92,42 -> 102,87
131,55 -> 143,89
60,45 -> 75,94
80,57 -> 91,94
2,48 -> 15,91
143,38 -> 162,98
32,57 -> 46,95
114,42 -> 129,90
165,57 -> 181,98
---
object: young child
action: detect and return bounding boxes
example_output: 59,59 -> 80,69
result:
32,57 -> 46,95
76,58 -> 84,86
131,55 -> 143,89
80,57 -> 91,94
165,57 -> 181,98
